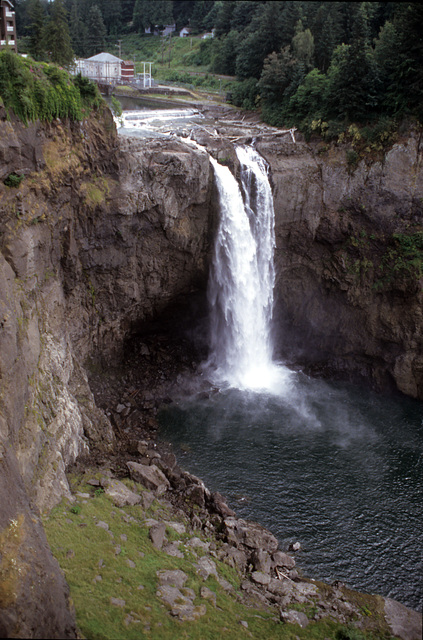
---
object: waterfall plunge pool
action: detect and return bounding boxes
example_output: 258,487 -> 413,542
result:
159,373 -> 422,612
159,144 -> 422,612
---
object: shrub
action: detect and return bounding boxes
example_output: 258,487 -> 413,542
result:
336,626 -> 367,640
227,77 -> 258,110
346,148 -> 359,168
4,173 -> 24,188
70,505 -> 81,515
0,51 -> 103,123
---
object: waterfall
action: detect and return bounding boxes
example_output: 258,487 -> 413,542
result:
206,146 -> 291,392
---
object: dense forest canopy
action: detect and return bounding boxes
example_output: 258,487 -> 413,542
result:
9,0 -> 423,130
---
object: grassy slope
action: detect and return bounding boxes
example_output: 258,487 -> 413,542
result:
110,34 -> 233,96
43,473 -> 389,640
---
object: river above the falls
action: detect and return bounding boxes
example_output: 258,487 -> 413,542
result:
107,96 -> 205,138
158,374 -> 422,612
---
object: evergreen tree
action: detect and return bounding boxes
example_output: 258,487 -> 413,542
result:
102,0 -> 123,36
132,0 -> 144,32
172,0 -> 196,29
287,67 -> 328,122
69,1 -> 88,57
313,2 -> 341,72
16,0 -> 40,35
214,0 -> 236,38
326,4 -> 380,121
211,29 -> 240,75
76,0 -> 99,25
230,0 -> 260,32
203,2 -> 221,31
44,0 -> 74,67
258,45 -> 302,124
63,0 -> 73,15
291,19 -> 314,69
86,4 -> 107,56
132,0 -> 172,33
391,2 -> 423,119
121,0 -> 136,25
235,1 -> 285,79
27,0 -> 46,60
366,1 -> 396,42
374,20 -> 400,112
338,1 -> 359,44
280,0 -> 303,48
372,3 -> 423,120
190,0 -> 214,33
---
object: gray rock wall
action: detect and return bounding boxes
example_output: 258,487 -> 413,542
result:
0,110 -> 214,637
257,134 -> 423,398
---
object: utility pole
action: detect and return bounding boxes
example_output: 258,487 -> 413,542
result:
116,39 -> 122,59
168,35 -> 172,69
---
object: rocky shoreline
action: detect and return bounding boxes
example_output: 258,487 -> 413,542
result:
75,330 -> 422,640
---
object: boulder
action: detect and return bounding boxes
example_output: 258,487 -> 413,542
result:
140,490 -> 155,510
251,548 -> 272,574
149,523 -> 167,550
280,609 -> 309,628
185,484 -> 206,508
187,536 -> 210,552
126,461 -> 170,495
200,586 -> 217,607
195,557 -> 218,580
384,597 -> 422,640
272,550 -> 296,569
217,543 -> 247,572
163,542 -> 184,558
156,585 -> 206,622
267,578 -> 293,597
210,491 -> 236,517
104,479 -> 142,508
251,571 -> 271,586
156,569 -> 188,589
223,517 -> 279,553
294,581 -> 318,598
110,598 -> 126,608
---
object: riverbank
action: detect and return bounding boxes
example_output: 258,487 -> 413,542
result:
111,83 -> 229,110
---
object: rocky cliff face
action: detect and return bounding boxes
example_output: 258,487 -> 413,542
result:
0,107 -> 214,637
0,104 -> 421,636
257,134 -> 422,398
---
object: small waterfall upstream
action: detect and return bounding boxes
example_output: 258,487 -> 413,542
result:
206,146 -> 291,392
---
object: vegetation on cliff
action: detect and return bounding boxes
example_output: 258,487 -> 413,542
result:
0,50 -> 103,123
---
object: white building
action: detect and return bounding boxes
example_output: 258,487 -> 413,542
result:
162,24 -> 176,36
73,52 -> 123,83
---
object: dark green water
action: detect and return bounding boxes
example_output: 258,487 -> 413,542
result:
159,371 -> 422,611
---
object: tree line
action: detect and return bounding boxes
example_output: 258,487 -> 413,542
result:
210,1 -> 422,130
15,0 -> 212,63
13,1 -> 423,128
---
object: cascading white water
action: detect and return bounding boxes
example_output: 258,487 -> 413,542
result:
207,146 -> 292,392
